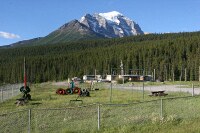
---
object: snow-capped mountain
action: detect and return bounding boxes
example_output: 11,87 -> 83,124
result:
8,11 -> 144,47
80,11 -> 144,38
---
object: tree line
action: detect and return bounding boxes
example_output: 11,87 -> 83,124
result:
0,32 -> 199,84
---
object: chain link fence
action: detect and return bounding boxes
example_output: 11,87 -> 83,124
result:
0,83 -> 23,102
0,109 -> 29,133
1,96 -> 200,133
31,105 -> 98,133
102,82 -> 200,102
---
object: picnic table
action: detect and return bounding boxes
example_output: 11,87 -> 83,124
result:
149,90 -> 168,96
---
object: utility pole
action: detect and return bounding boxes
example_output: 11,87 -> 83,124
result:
120,60 -> 124,84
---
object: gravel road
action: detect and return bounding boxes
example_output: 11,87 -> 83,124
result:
52,81 -> 200,95
103,83 -> 200,95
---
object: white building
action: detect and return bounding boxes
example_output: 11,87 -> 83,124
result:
83,75 -> 102,82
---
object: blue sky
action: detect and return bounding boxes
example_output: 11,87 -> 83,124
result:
0,0 -> 199,46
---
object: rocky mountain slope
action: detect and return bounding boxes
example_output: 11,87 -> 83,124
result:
7,11 -> 144,47
80,11 -> 144,38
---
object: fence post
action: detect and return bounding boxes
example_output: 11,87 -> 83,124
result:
28,109 -> 31,133
97,104 -> 100,130
142,82 -> 144,100
192,83 -> 194,96
7,86 -> 9,99
160,98 -> 163,120
1,88 -> 3,102
110,83 -> 112,103
12,85 -> 14,97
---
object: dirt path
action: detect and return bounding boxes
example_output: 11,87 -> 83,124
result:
104,83 -> 200,95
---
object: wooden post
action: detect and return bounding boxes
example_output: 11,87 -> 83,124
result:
185,68 -> 187,82
160,99 -> 163,120
28,109 -> 31,133
154,69 -> 156,81
110,82 -> 112,103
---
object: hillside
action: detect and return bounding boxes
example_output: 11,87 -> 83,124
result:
4,20 -> 106,47
0,32 -> 200,83
38,20 -> 105,44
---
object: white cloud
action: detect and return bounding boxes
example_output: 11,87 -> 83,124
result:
0,31 -> 20,39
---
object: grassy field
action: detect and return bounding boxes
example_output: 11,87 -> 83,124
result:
0,81 -> 193,112
0,81 -> 200,133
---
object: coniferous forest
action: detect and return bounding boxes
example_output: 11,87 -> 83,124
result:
0,32 -> 200,84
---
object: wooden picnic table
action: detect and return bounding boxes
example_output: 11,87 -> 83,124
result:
149,90 -> 168,96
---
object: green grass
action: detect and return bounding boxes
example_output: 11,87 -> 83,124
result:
99,118 -> 200,133
0,81 -> 200,133
0,81 -> 195,113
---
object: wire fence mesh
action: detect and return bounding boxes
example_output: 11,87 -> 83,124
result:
100,101 -> 160,129
0,83 -> 23,102
31,105 -> 98,133
162,96 -> 200,120
0,109 -> 29,133
1,96 -> 200,133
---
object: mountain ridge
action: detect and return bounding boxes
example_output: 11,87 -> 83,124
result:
80,11 -> 144,38
5,11 -> 144,47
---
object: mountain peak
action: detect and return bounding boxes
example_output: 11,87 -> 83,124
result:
99,11 -> 123,17
99,11 -> 122,18
9,11 -> 144,47
80,11 -> 144,38
98,11 -> 123,24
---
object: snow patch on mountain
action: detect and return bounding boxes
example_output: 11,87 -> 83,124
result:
99,11 -> 122,24
79,11 -> 144,38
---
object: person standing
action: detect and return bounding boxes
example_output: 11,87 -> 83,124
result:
70,79 -> 75,94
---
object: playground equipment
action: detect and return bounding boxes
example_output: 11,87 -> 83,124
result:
20,86 -> 31,100
56,87 -> 90,97
16,58 -> 31,106
56,78 -> 90,97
